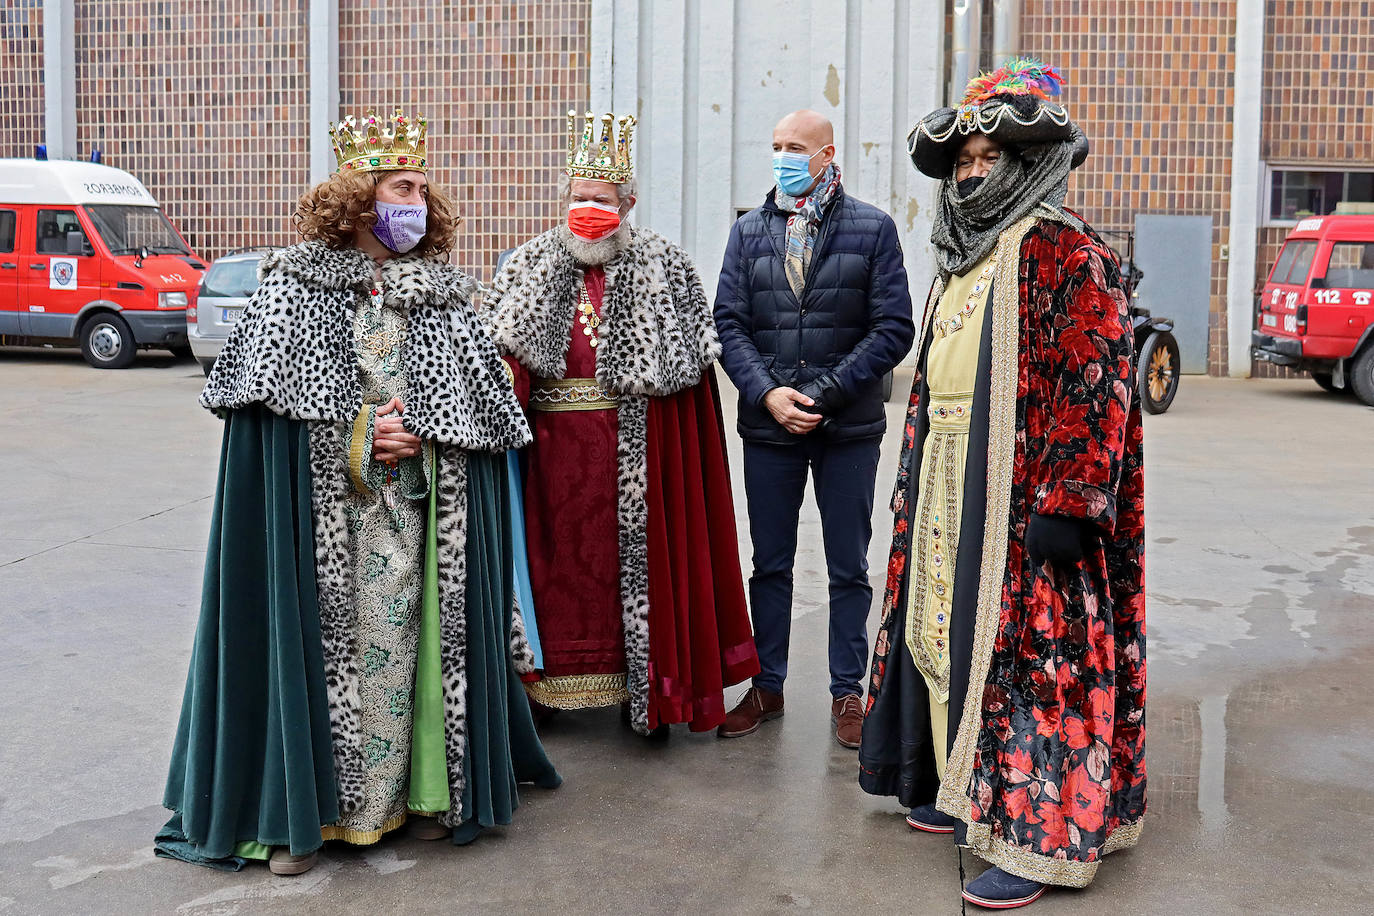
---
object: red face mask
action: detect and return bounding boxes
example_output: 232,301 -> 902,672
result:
568,201 -> 622,241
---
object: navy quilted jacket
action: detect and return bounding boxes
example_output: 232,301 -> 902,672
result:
713,187 -> 915,443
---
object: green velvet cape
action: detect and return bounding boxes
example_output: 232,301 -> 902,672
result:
156,406 -> 558,870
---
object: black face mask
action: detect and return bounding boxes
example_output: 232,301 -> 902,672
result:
957,175 -> 986,198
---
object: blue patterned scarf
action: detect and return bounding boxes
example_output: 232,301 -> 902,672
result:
775,163 -> 842,299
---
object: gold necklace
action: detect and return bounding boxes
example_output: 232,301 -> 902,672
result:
934,258 -> 997,337
577,283 -> 601,349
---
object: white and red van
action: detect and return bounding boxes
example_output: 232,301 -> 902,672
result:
0,159 -> 204,368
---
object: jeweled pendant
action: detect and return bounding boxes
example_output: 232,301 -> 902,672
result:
589,336 -> 599,348
949,314 -> 963,332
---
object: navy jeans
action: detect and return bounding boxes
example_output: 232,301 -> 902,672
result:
742,435 -> 881,699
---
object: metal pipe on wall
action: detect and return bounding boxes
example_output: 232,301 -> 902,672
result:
992,0 -> 1020,65
948,0 -> 983,104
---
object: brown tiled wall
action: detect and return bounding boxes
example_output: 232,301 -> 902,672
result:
1255,1 -> 1374,377
1262,0 -> 1374,164
338,0 -> 590,280
72,2 -> 311,261
1,1 -> 44,159
1019,2 -> 1239,375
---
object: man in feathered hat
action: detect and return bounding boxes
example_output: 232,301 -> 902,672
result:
157,108 -> 559,875
485,112 -> 759,739
858,60 -> 1146,909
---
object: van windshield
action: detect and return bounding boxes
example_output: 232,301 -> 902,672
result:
85,205 -> 191,256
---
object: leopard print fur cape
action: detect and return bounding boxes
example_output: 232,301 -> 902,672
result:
201,241 -> 531,452
484,225 -> 718,734
485,224 -> 721,397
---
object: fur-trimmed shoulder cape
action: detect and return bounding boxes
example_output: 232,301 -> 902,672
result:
201,241 -> 530,452
485,225 -> 720,395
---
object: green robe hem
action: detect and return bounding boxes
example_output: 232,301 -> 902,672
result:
407,451 -> 451,813
449,451 -> 561,845
155,406 -> 339,870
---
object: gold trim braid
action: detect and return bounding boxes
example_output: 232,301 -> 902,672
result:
934,215 -> 1035,839
524,672 -> 630,709
347,401 -> 373,494
529,377 -> 619,412
975,819 -> 1144,889
320,810 -> 409,846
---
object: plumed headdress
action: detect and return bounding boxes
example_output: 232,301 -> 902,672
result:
908,58 -> 1088,179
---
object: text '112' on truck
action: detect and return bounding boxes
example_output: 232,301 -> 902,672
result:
1252,210 -> 1374,406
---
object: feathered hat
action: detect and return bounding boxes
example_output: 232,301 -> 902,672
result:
908,57 -> 1088,179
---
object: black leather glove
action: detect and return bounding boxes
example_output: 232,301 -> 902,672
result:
1025,513 -> 1092,567
798,374 -> 842,433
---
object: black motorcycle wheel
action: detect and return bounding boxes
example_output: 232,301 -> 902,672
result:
1137,330 -> 1180,414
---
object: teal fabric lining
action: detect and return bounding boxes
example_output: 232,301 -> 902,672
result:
451,450 -> 561,844
155,406 -> 339,870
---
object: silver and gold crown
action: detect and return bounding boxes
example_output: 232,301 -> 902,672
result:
330,107 -> 428,173
565,110 -> 635,183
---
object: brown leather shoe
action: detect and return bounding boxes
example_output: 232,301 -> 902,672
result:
831,693 -> 864,749
716,686 -> 784,738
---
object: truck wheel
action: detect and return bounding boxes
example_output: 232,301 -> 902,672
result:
1350,346 -> 1374,408
79,313 -> 137,369
1312,372 -> 1339,393
1137,330 -> 1181,414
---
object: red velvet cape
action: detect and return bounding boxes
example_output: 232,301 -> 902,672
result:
645,369 -> 759,731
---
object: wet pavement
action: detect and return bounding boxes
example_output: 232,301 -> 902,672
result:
1,349 -> 1371,915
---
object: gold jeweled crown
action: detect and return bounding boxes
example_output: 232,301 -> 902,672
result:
565,110 -> 635,183
330,107 -> 428,174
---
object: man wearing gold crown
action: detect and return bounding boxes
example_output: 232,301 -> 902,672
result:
484,112 -> 759,738
156,108 -> 559,875
857,60 -> 1145,909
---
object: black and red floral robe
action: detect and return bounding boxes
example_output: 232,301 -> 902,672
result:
859,213 -> 1146,889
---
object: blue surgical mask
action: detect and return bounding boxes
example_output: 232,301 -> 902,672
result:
773,147 -> 828,196
371,200 -> 428,254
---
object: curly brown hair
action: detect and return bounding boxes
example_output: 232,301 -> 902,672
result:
294,168 -> 458,258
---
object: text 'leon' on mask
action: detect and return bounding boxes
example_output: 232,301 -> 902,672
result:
372,201 -> 428,254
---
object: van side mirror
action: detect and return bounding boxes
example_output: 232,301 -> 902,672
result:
66,231 -> 91,256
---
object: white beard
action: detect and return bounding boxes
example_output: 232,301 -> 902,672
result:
558,222 -> 632,266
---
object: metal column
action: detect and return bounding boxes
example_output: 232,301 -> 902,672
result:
308,0 -> 340,183
42,0 -> 76,159
1226,4 -> 1266,377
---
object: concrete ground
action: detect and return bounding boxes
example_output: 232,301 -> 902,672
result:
1,348 -> 1371,916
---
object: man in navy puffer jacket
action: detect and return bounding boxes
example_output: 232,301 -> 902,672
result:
713,109 -> 915,748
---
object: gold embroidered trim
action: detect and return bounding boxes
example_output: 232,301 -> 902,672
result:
1103,819 -> 1143,854
936,215 -> 1037,827
905,430 -> 959,701
970,819 -> 1144,889
913,277 -> 947,370
926,392 -> 974,431
320,810 -> 408,846
529,377 -> 619,412
347,402 -> 373,494
524,672 -> 630,709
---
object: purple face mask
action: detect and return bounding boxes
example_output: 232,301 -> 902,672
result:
371,201 -> 428,254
